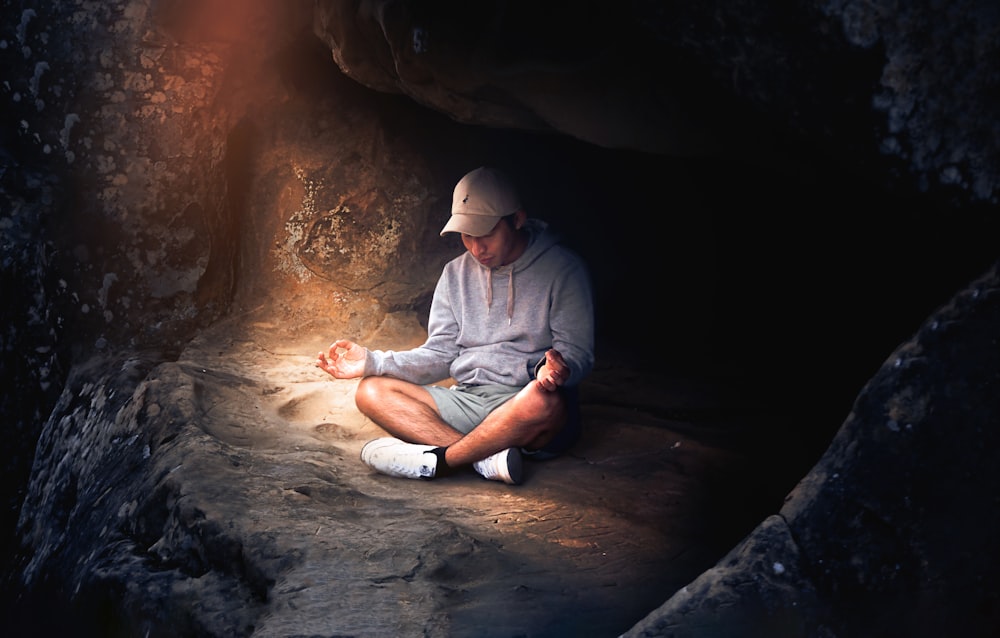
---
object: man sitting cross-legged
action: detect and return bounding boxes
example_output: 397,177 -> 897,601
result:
317,166 -> 595,485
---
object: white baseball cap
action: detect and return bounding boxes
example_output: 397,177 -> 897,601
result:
440,167 -> 522,236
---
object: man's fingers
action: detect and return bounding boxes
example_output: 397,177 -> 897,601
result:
317,352 -> 337,370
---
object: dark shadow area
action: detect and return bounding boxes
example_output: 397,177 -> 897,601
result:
3,15 -> 999,637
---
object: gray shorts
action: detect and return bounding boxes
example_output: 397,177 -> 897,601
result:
424,382 -> 581,459
425,383 -> 521,435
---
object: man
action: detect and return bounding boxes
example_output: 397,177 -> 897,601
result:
317,166 -> 594,485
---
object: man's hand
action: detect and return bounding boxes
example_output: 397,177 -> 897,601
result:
536,349 -> 568,392
317,339 -> 367,379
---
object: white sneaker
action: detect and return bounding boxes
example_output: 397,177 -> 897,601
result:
360,437 -> 437,480
473,448 -> 523,485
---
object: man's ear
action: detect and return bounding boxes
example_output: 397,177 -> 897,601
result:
514,210 -> 527,229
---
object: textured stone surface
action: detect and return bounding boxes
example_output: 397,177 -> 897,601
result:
2,1 -> 999,637
313,0 -> 1000,201
624,264 -> 1000,637
15,311 -> 766,637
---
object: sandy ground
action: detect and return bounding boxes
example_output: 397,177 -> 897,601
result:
165,307 -> 804,637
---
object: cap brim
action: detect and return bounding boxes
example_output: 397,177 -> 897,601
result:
439,214 -> 501,237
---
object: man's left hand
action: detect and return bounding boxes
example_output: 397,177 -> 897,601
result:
537,349 -> 568,392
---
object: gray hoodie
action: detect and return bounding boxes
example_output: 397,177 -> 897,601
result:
364,219 -> 595,388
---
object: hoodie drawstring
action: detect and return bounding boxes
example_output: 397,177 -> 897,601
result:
485,267 -> 515,325
506,269 -> 514,325
486,268 -> 492,308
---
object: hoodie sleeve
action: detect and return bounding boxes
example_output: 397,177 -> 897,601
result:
362,272 -> 458,384
546,252 -> 596,388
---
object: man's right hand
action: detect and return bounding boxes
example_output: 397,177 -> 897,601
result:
317,339 -> 367,379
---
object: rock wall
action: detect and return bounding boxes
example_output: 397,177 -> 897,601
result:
623,263 -> 1000,637
2,0 -> 999,636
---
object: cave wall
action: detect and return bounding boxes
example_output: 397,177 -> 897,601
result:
1,0 -> 999,636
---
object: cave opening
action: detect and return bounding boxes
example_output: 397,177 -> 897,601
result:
3,4 -> 999,636
250,29 -> 1000,543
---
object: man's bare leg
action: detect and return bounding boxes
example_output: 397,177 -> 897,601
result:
354,376 -> 463,446
444,381 -> 567,466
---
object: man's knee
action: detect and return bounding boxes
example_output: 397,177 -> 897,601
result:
354,376 -> 431,417
354,376 -> 383,414
514,383 -> 567,426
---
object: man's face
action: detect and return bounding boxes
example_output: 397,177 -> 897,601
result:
461,211 -> 525,268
